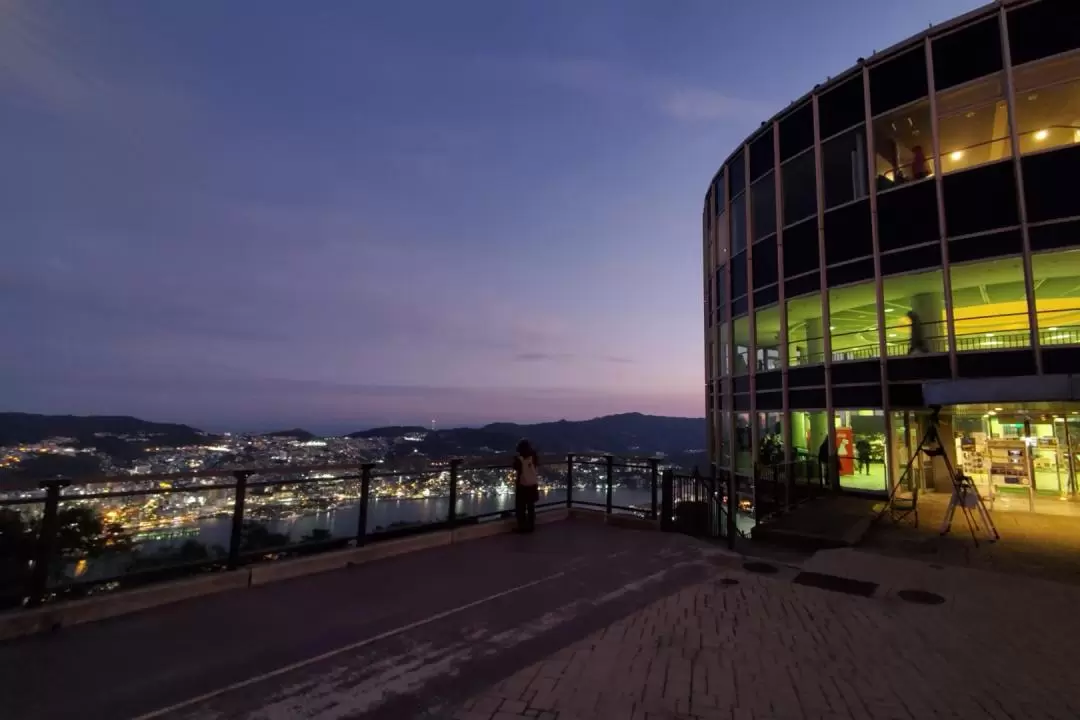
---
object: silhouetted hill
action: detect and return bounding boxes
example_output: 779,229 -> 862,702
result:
348,426 -> 427,439
483,413 -> 704,455
262,428 -> 317,441
368,413 -> 705,462
0,413 -> 205,447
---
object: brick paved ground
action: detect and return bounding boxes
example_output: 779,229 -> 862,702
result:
864,492 -> 1080,585
456,547 -> 1080,720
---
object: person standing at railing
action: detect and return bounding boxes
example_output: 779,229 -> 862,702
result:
513,439 -> 540,533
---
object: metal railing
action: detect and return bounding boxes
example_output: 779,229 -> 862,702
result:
0,453 -> 661,611
751,458 -> 826,525
660,467 -> 744,547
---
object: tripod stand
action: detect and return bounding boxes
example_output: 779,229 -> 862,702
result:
880,407 -> 999,547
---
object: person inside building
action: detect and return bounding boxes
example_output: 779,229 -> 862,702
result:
856,436 -> 872,475
513,438 -> 540,533
818,437 -> 831,484
907,310 -> 928,354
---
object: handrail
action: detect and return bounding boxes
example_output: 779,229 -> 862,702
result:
0,453 -> 663,610
0,452 -> 666,493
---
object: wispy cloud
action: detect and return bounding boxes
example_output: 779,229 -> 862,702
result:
514,352 -> 634,365
0,0 -> 194,125
525,57 -> 774,123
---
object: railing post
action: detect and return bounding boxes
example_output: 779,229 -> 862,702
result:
227,471 -> 251,570
726,468 -> 737,549
566,454 -> 574,508
604,455 -> 614,514
649,457 -> 659,520
752,464 -> 762,525
356,463 -> 373,546
447,458 -> 461,527
660,469 -> 673,531
785,461 -> 795,511
26,477 -> 70,607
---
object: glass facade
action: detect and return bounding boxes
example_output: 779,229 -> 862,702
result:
703,1 -> 1080,512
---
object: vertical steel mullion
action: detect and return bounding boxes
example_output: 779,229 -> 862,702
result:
925,36 -> 960,377
775,122 -> 790,467
862,64 -> 894,495
998,5 -> 1042,372
812,94 -> 837,490
746,147 -> 759,473
722,171 -> 735,476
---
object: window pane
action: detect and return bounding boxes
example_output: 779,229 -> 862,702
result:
733,315 -> 750,375
716,209 -> 728,259
752,235 -> 778,288
882,269 -> 949,355
715,265 -> 727,308
937,75 -> 1012,174
1012,53 -> 1080,156
822,125 -> 869,209
751,172 -> 776,240
870,46 -> 928,116
835,410 -> 887,493
731,250 -> 747,298
719,322 -> 730,376
932,17 -> 1002,92
1007,0 -> 1080,67
872,100 -> 935,191
828,281 -> 881,362
730,194 -> 747,255
779,102 -> 814,161
791,411 -> 830,474
728,151 -> 745,198
755,304 -> 781,372
781,149 -> 817,226
819,74 -> 866,140
1032,249 -> 1080,346
950,256 -> 1030,352
757,411 -> 783,465
749,127 -> 775,181
734,412 -> 752,473
787,292 -> 825,366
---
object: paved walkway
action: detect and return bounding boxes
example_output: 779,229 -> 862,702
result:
863,492 -> 1080,585
5,514 -> 1080,719
0,517 -> 729,720
456,547 -> 1080,720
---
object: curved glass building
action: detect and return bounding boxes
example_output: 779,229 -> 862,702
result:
703,0 -> 1080,513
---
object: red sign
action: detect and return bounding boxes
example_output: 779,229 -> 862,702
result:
835,427 -> 855,476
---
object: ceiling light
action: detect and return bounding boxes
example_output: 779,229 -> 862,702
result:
885,308 -> 894,312
950,150 -> 964,161
829,326 -> 836,330
1050,326 -> 1059,331
1035,129 -> 1049,141
994,407 -> 1003,411
888,333 -> 897,337
986,333 -> 995,337
988,411 -> 997,416
966,111 -> 976,119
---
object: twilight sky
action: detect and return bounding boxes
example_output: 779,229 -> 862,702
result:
1,0 -> 982,432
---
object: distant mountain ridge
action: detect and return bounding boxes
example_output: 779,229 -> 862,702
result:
0,412 -> 704,456
261,428 -> 317,441
362,413 -> 705,460
0,413 -> 205,447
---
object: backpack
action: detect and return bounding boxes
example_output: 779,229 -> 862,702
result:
518,455 -> 539,486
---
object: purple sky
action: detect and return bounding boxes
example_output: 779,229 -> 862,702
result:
1,0 -> 982,432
